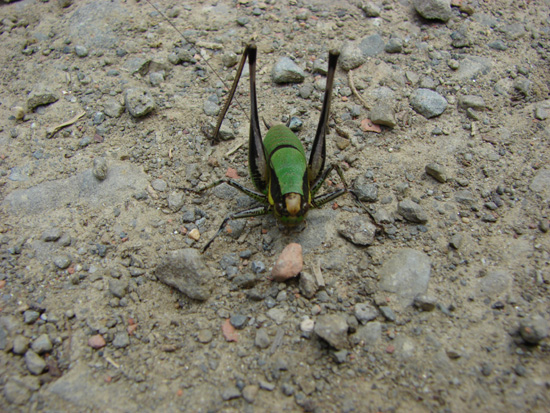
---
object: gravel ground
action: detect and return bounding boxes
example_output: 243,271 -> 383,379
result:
0,0 -> 549,411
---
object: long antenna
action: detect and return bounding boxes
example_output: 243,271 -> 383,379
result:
144,0 -> 247,117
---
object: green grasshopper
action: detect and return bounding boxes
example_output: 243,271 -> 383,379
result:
194,44 -> 352,252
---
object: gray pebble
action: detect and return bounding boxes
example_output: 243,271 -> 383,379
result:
339,41 -> 366,71
124,88 -> 155,118
236,16 -> 250,26
41,227 -> 62,242
455,190 -> 476,205
338,215 -> 377,246
197,329 -> 213,344
354,303 -> 378,324
410,89 -> 447,118
12,335 -> 30,355
272,57 -> 305,84
370,102 -> 396,127
266,308 -> 286,324
221,386 -> 241,401
25,350 -> 46,375
350,321 -> 381,347
413,294 -> 436,311
53,255 -> 71,270
255,328 -> 271,349
413,0 -> 451,22
299,84 -> 314,99
299,271 -> 318,299
93,157 -> 108,181
378,248 -> 431,305
3,379 -> 32,405
31,334 -> 53,354
23,311 -> 40,324
459,95 -> 486,110
361,2 -> 381,17
92,112 -> 105,125
314,314 -> 349,350
151,179 -> 167,192
379,306 -> 396,322
519,314 -> 548,345
398,199 -> 428,224
251,261 -> 266,274
288,117 -> 303,131
149,71 -> 165,86
203,99 -> 220,116
425,163 -> 447,183
27,85 -> 59,111
222,52 -> 238,68
385,37 -> 403,54
113,331 -> 130,348
449,233 -> 463,249
230,314 -> 247,329
359,34 -> 385,58
534,106 -> 548,121
109,278 -> 128,298
74,45 -> 88,57
242,385 -> 259,403
104,98 -> 124,118
488,40 -> 507,51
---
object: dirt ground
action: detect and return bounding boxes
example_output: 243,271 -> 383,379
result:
0,0 -> 549,411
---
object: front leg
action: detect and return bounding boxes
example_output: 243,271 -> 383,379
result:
186,178 -> 268,204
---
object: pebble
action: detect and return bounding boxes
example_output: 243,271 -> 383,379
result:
361,2 -> 381,17
53,255 -> 72,270
339,41 -> 366,71
124,88 -> 155,118
449,233 -> 463,249
31,334 -> 53,354
113,331 -> 130,348
272,57 -> 305,84
197,329 -> 213,344
27,85 -> 59,110
104,98 -> 125,118
412,0 -> 451,22
3,379 -> 31,405
369,102 -> 396,127
459,95 -> 486,110
299,271 -> 318,299
530,169 -> 550,198
379,306 -> 396,322
12,335 -> 29,355
519,314 -> 549,345
23,311 -> 40,324
425,163 -> 447,183
338,215 -> 377,246
350,321 -> 381,347
300,317 -> 315,333
167,192 -> 184,212
88,334 -> 106,349
203,98 -> 220,116
333,349 -> 348,364
25,350 -> 46,375
222,52 -> 238,68
488,40 -> 508,51
155,249 -> 212,300
41,227 -> 62,242
93,157 -> 108,181
398,199 -> 428,224
242,385 -> 259,403
384,37 -> 403,54
314,314 -> 349,350
149,71 -> 164,86
109,278 -> 128,298
409,89 -> 448,118
413,294 -> 436,311
454,190 -> 476,205
271,243 -> 303,281
353,176 -> 378,202
266,308 -> 286,325
151,178 -> 167,192
254,328 -> 271,349
378,248 -> 432,304
74,45 -> 88,57
221,386 -> 241,401
230,314 -> 247,329
354,303 -> 378,324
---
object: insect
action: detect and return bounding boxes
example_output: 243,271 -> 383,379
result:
193,44 -> 353,252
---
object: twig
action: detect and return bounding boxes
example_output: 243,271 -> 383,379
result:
45,111 -> 86,139
348,70 -> 370,111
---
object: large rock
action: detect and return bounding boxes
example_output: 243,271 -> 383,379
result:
378,249 -> 431,305
155,249 -> 213,300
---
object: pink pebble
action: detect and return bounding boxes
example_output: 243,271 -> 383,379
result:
88,334 -> 106,349
271,243 -> 303,282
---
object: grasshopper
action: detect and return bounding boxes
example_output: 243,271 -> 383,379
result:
194,44 -> 353,252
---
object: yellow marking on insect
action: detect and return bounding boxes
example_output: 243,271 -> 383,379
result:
285,193 -> 301,216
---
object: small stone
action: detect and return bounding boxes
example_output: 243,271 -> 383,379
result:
272,57 -> 305,84
534,106 -> 548,121
12,335 -> 30,355
353,176 -> 378,202
338,215 -> 377,246
25,351 -> 46,375
197,329 -> 213,344
398,199 -> 428,224
413,294 -> 436,311
109,278 -> 128,298
300,317 -> 315,333
113,331 -> 130,348
3,379 -> 31,405
413,0 -> 451,22
230,314 -> 247,329
254,328 -> 271,349
124,88 -> 155,118
167,192 -> 185,212
361,2 -> 381,17
53,255 -> 71,270
333,349 -> 348,364
379,306 -> 396,322
425,163 -> 447,183
151,179 -> 167,192
410,89 -> 447,118
41,227 -> 62,242
222,52 -> 238,68
446,349 -> 461,359
92,157 -> 108,181
74,45 -> 88,57
221,386 -> 241,401
31,334 -> 52,354
314,314 -> 349,349
271,243 -> 303,281
370,102 -> 396,127
299,271 -> 318,299
266,308 -> 286,325
384,37 -> 403,54
454,190 -> 476,205
104,98 -> 125,118
242,385 -> 259,403
188,228 -> 200,241
449,233 -> 463,249
519,314 -> 548,345
88,334 -> 106,349
354,303 -> 378,324
459,95 -> 486,110
27,85 -> 59,110
23,311 -> 40,324
149,71 -> 165,86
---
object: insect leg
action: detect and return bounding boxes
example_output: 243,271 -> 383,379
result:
310,163 -> 348,196
187,178 -> 268,204
202,204 -> 271,253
